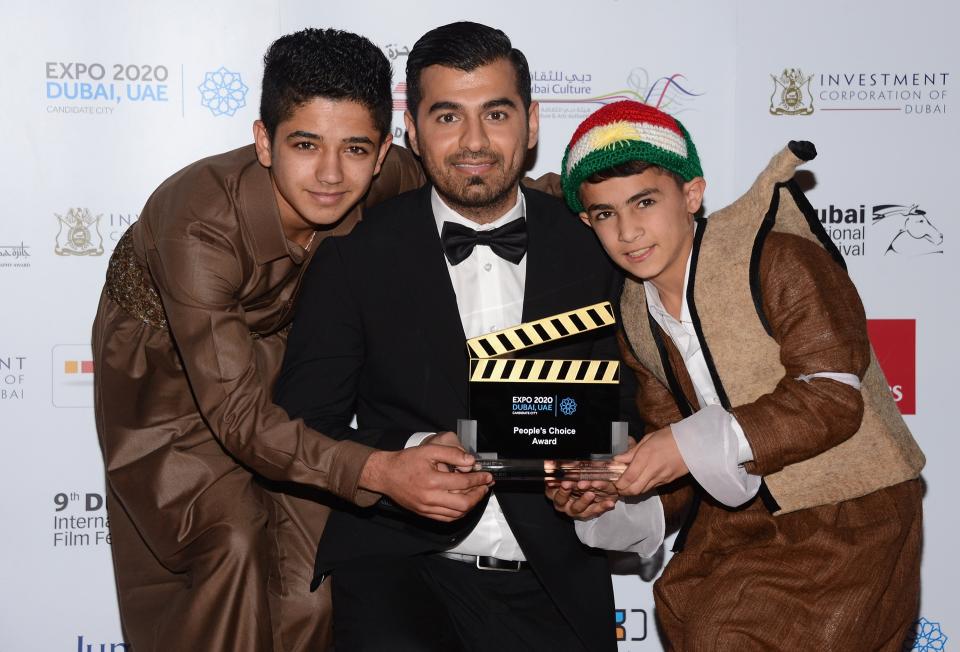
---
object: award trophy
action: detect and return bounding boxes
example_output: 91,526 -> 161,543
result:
458,302 -> 628,483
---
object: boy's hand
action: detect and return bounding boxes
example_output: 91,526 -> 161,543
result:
613,426 -> 688,496
546,483 -> 616,521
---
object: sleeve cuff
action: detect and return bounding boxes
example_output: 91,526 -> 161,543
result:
406,432 -> 435,448
328,439 -> 380,507
574,494 -> 664,557
671,404 -> 761,507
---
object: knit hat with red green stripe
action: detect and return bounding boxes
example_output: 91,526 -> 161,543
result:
560,100 -> 703,212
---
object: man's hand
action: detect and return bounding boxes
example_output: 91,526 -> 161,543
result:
546,481 -> 617,520
359,445 -> 492,522
613,426 -> 688,497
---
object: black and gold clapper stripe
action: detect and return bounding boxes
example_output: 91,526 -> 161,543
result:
466,301 -> 619,384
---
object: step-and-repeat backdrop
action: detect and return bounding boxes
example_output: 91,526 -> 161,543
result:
0,1 -> 954,649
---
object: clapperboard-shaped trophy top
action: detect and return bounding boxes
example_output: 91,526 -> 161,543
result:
459,302 -> 629,480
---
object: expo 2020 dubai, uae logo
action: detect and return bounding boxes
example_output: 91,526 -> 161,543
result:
559,397 -> 577,416
905,618 -> 948,652
198,67 -> 248,117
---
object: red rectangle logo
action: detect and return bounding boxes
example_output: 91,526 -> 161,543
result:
866,319 -> 916,415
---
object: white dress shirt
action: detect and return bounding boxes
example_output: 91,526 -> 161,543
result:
575,250 -> 862,554
405,187 -> 528,561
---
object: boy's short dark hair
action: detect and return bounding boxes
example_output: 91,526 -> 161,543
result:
260,28 -> 392,141
405,21 -> 531,121
584,160 -> 686,188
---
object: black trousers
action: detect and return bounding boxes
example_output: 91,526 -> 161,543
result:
330,554 -> 587,651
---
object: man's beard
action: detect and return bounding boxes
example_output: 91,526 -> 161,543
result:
425,149 -> 524,218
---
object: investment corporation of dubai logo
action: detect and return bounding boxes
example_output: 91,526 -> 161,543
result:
54,208 -> 104,256
1,354 -> 26,402
866,319 -> 916,415
198,66 -> 248,117
818,202 -> 944,258
905,617 -> 948,651
770,68 -> 814,115
769,68 -> 949,116
52,344 -> 94,408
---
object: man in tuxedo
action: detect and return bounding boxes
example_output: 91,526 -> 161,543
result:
276,22 -> 619,651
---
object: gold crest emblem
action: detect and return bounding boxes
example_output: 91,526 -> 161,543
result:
55,208 -> 104,256
770,68 -> 814,116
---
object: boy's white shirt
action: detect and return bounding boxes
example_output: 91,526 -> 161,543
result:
575,250 -> 861,554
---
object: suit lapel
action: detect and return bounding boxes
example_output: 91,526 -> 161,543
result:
393,186 -> 470,410
522,194 -> 566,322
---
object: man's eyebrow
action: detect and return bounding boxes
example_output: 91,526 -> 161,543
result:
482,97 -> 517,110
427,100 -> 463,114
343,136 -> 375,145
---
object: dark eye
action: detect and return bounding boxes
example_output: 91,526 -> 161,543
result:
438,113 -> 458,124
346,145 -> 369,156
488,110 -> 508,121
294,141 -> 315,150
594,210 -> 614,221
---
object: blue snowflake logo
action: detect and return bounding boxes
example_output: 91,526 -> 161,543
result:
905,618 -> 948,652
198,67 -> 248,117
559,397 -> 577,416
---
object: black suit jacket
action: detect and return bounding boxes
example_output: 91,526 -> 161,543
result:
276,184 -> 620,650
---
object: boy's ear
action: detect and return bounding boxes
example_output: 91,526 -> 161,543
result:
683,176 -> 706,214
253,120 -> 273,168
403,111 -> 419,156
372,133 -> 394,176
578,211 -> 593,229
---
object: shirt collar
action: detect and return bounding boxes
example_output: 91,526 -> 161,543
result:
644,249 -> 694,328
431,186 -> 525,236
236,145 -> 297,265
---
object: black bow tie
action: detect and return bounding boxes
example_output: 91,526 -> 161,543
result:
440,218 -> 528,266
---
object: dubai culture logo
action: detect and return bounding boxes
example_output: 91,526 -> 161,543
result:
904,617 -> 947,652
198,66 -> 248,117
872,204 -> 944,256
54,208 -> 104,256
770,68 -> 814,116
535,66 -> 702,114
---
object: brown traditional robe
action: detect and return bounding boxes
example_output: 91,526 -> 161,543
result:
620,232 -> 922,651
92,143 -> 424,652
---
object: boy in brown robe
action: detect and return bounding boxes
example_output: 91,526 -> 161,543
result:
93,28 -> 492,652
550,100 -> 924,650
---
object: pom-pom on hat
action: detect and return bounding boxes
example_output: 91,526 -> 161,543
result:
560,100 -> 703,212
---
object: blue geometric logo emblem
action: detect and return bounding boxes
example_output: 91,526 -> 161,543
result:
198,67 -> 248,117
905,618 -> 948,652
559,397 -> 577,416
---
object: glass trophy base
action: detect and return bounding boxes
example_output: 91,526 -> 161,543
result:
471,458 -> 626,482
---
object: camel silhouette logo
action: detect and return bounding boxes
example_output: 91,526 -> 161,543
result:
871,204 -> 943,256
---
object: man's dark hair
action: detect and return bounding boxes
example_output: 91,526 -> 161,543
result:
584,160 -> 686,188
405,21 -> 531,121
260,28 -> 392,140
